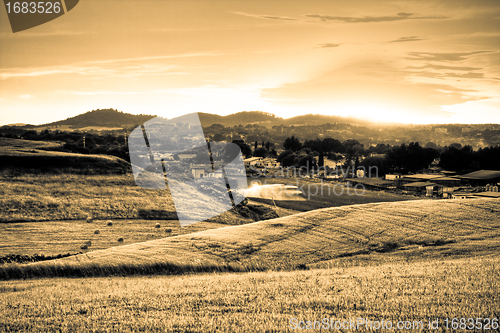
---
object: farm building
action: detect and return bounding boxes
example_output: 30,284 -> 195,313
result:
402,181 -> 439,196
400,174 -> 443,184
457,170 -> 500,186
432,176 -> 461,187
348,177 -> 395,190
472,192 -> 500,199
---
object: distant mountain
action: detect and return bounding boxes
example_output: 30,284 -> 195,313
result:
199,111 -> 277,127
283,114 -> 371,126
199,111 -> 368,128
25,109 -> 369,130
40,109 -> 156,129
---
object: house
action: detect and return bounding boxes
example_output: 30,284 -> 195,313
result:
192,168 -> 205,179
244,157 -> 264,168
206,170 -> 224,178
385,173 -> 402,181
262,158 -> 280,168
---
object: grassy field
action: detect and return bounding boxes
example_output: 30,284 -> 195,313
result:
0,256 -> 498,332
2,198 -> 498,279
0,219 -> 229,258
0,174 -> 176,222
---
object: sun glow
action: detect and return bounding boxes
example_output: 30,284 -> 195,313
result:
335,103 -> 419,124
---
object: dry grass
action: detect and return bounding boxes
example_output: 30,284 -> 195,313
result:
1,198 -> 499,280
0,173 -> 260,225
0,256 -> 498,332
0,174 -> 174,222
0,219 -> 229,257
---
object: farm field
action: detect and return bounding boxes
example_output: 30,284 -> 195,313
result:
0,219 -> 229,258
248,176 -> 412,212
0,256 -> 498,332
2,198 -> 498,279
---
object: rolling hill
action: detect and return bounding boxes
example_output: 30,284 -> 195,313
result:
0,137 -> 131,174
3,198 -> 499,279
17,109 -> 373,130
39,109 -> 156,129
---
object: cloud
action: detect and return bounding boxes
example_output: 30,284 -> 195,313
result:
407,64 -> 483,71
305,12 -> 447,23
407,51 -> 490,62
317,43 -> 340,48
230,11 -> 297,21
0,53 -> 222,80
63,91 -> 142,96
19,94 -> 33,99
390,36 -> 424,43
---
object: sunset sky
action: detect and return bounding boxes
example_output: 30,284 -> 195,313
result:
0,0 -> 499,125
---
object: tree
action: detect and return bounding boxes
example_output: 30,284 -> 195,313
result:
283,136 -> 302,152
254,147 -> 269,158
232,140 -> 252,158
387,142 -> 438,173
318,151 -> 324,167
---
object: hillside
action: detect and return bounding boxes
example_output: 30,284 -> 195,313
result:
198,111 -> 369,128
3,198 -> 499,279
39,109 -> 156,129
0,137 -> 130,174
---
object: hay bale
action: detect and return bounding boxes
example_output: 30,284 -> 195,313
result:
86,217 -> 93,223
94,230 -> 100,235
106,220 -> 113,226
155,223 -> 161,229
117,237 -> 124,242
165,228 -> 172,233
85,240 -> 91,247
80,244 -> 88,250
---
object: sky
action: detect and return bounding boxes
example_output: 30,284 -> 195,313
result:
0,0 -> 499,125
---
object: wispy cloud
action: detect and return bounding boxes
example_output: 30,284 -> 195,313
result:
305,12 -> 447,23
63,90 -> 143,96
407,64 -> 483,71
390,36 -> 424,43
0,53 -> 222,80
230,11 -> 297,21
317,43 -> 340,48
407,51 -> 490,61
